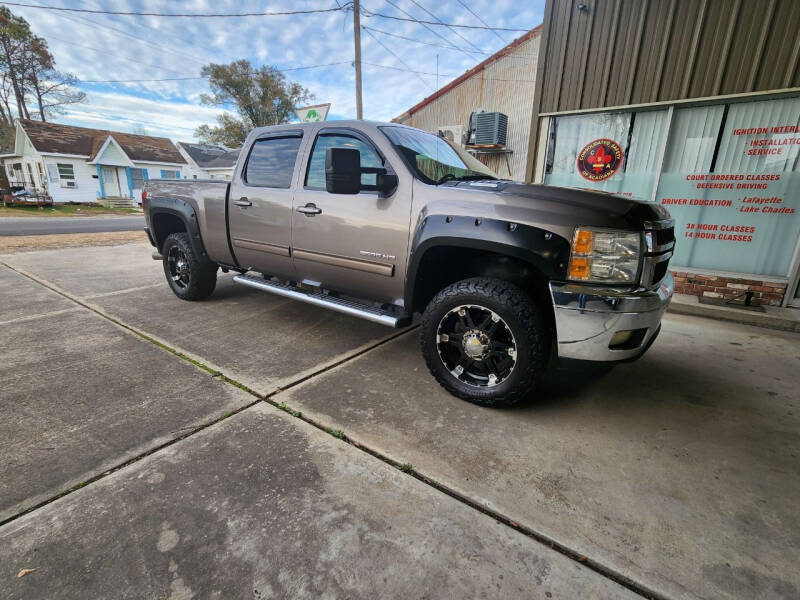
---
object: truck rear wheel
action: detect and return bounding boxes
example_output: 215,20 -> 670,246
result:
420,277 -> 549,407
162,232 -> 217,301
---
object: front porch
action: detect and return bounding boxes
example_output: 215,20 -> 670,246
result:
96,164 -> 136,208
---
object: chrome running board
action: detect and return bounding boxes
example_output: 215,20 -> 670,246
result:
232,274 -> 409,328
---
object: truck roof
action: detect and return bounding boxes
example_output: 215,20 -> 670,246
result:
249,120 -> 408,137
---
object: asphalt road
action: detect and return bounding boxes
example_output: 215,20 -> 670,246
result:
0,215 -> 145,236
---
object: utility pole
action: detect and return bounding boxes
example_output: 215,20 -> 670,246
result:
353,0 -> 363,119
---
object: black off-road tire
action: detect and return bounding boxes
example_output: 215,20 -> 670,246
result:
162,232 -> 217,301
420,277 -> 550,407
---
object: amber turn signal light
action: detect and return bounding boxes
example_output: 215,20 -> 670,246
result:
572,229 -> 594,254
568,257 -> 590,280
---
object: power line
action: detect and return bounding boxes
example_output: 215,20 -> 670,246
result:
81,77 -> 203,84
455,0 -> 509,45
362,28 -> 432,89
79,62 -> 353,84
47,36 -> 189,76
2,2 -> 345,18
362,25 -> 536,59
361,7 -> 531,31
406,0 -> 484,54
381,0 -> 474,59
362,60 -> 536,82
363,25 -> 462,53
53,1 -> 210,66
9,0 -> 527,31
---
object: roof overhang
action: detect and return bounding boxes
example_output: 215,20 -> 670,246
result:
131,160 -> 186,167
40,152 -> 91,159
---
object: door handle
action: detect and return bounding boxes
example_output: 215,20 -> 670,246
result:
234,197 -> 252,207
296,203 -> 322,216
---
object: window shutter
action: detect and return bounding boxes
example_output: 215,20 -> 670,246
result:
160,169 -> 166,178
142,169 -> 149,180
47,163 -> 59,181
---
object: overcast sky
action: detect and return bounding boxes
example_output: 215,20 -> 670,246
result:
12,0 -> 543,142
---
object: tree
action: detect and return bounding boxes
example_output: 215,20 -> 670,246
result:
195,113 -> 248,148
0,119 -> 14,152
0,6 -> 85,123
23,39 -> 85,120
0,6 -> 32,121
195,60 -> 312,146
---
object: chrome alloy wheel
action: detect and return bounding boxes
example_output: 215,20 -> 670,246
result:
167,245 -> 190,289
435,304 -> 517,388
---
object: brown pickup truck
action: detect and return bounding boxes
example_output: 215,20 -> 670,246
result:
143,120 -> 674,406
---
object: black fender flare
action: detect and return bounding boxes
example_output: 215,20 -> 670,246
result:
405,214 -> 571,312
148,196 -> 208,260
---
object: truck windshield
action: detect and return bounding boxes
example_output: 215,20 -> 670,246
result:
380,126 -> 497,185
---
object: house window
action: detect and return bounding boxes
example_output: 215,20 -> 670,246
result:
37,163 -> 46,185
26,164 -> 35,186
57,163 -> 75,180
131,168 -> 147,189
160,169 -> 180,179
10,162 -> 23,184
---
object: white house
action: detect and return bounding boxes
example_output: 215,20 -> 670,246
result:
176,142 -> 239,180
1,119 -> 187,205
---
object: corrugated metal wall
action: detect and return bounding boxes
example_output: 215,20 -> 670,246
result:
536,0 -> 800,113
525,0 -> 800,180
396,34 -> 539,181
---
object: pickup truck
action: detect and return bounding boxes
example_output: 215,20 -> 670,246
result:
143,120 -> 674,407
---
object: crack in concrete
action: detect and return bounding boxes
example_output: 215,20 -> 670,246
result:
1,261 -> 662,600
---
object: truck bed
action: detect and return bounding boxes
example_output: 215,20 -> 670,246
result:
144,179 -> 234,266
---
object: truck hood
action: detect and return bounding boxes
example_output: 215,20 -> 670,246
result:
430,181 -> 672,240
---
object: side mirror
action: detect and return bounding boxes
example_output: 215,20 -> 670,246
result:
326,147 -> 361,194
376,172 -> 398,196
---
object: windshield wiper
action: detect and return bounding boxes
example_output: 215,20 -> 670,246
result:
435,174 -> 496,185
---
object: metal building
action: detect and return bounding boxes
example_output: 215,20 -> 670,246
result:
392,27 -> 540,181
527,0 -> 800,308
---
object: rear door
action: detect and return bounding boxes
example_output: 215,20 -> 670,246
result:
291,127 -> 410,305
228,131 -> 303,278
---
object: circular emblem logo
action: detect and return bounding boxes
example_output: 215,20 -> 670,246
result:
577,138 -> 624,182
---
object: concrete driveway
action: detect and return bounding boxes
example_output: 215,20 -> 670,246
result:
1,240 -> 798,599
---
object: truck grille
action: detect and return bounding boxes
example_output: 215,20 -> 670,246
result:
642,220 -> 675,288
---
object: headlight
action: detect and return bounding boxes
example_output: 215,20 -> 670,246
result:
568,227 -> 641,284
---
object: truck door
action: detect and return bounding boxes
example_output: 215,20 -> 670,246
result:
291,127 -> 410,305
228,131 -> 303,279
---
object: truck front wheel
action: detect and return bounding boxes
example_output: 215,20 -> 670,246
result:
420,278 -> 550,407
162,232 -> 217,301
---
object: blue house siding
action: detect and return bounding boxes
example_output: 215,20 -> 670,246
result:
96,164 -> 105,199
125,167 -> 133,197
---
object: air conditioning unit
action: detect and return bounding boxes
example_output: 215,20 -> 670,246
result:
469,111 -> 508,146
60,180 -> 77,188
437,125 -> 468,147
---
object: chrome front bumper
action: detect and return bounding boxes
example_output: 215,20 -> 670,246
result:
549,273 -> 674,362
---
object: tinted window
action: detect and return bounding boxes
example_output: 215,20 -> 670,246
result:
245,136 -> 302,187
305,134 -> 382,189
